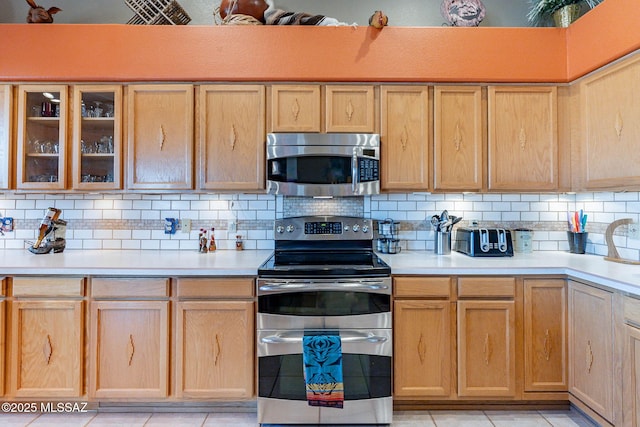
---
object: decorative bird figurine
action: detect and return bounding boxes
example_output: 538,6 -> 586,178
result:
25,0 -> 62,23
368,10 -> 388,29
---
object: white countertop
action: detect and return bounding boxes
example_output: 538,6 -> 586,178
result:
0,249 -> 639,296
0,249 -> 274,277
378,250 -> 640,296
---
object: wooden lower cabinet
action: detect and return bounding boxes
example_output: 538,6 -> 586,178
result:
568,281 -> 614,423
9,300 -> 84,398
624,324 -> 640,426
523,279 -> 567,392
89,300 -> 170,399
457,300 -> 516,397
7,277 -> 84,398
394,300 -> 452,398
175,300 -> 254,398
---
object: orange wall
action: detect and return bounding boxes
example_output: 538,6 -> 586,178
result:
567,0 -> 640,81
0,24 -> 565,83
0,0 -> 636,84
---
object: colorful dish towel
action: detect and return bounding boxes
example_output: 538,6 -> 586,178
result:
302,334 -> 344,408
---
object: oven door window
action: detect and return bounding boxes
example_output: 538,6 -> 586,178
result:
259,353 -> 391,401
259,291 -> 390,317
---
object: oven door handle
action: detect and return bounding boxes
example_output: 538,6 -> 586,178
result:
259,282 -> 389,292
260,333 -> 388,345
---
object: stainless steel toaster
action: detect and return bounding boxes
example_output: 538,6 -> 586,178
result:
454,227 -> 514,257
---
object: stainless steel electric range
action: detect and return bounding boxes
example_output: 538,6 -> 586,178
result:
257,216 -> 392,425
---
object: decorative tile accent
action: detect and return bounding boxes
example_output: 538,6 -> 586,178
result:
0,191 -> 637,259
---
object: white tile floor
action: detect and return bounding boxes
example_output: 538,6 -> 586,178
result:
0,409 -> 597,426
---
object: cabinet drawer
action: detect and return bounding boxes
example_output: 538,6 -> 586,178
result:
91,277 -> 169,298
458,277 -> 516,298
394,276 -> 451,298
624,295 -> 640,327
12,277 -> 85,297
177,277 -> 254,298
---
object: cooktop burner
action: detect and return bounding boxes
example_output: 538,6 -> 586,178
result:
258,250 -> 391,277
258,216 -> 391,278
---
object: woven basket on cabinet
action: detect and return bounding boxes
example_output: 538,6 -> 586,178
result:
124,0 -> 191,25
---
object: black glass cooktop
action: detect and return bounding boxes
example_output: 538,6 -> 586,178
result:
258,250 -> 391,277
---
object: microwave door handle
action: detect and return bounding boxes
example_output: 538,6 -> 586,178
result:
352,153 -> 358,193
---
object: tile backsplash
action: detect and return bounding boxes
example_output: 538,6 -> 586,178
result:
0,191 -> 638,260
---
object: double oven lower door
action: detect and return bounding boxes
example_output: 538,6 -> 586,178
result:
257,277 -> 392,425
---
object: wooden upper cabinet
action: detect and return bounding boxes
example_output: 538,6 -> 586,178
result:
16,85 -> 68,190
127,84 -> 194,190
434,86 -> 484,191
488,86 -> 558,191
0,85 -> 11,190
270,85 -> 321,132
380,86 -> 430,191
325,85 -> 375,133
578,54 -> 640,190
198,85 -> 265,191
72,85 -> 123,190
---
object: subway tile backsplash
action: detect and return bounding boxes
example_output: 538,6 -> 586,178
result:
0,191 -> 638,261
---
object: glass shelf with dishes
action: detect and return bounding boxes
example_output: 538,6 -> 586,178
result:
16,85 -> 68,190
72,86 -> 122,190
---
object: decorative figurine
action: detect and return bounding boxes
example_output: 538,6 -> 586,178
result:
25,0 -> 62,23
368,10 -> 388,29
28,207 -> 66,254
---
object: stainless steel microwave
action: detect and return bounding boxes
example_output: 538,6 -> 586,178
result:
266,133 -> 380,197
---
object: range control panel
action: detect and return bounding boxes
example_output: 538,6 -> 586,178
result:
275,216 -> 372,240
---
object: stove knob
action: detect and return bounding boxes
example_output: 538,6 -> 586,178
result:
352,224 -> 360,232
362,225 -> 369,233
344,225 -> 350,232
286,225 -> 295,233
276,225 -> 285,234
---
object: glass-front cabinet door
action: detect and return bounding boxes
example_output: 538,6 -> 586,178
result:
16,85 -> 68,190
72,86 -> 122,190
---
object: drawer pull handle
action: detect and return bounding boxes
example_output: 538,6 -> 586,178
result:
43,334 -> 53,365
586,340 -> 594,373
483,333 -> 491,365
127,334 -> 135,366
543,329 -> 551,361
417,333 -> 426,364
215,334 -> 221,366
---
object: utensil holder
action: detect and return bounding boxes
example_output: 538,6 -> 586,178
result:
434,231 -> 451,255
567,231 -> 588,254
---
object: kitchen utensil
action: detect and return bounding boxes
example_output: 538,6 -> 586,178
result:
434,231 -> 451,255
430,215 -> 441,229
